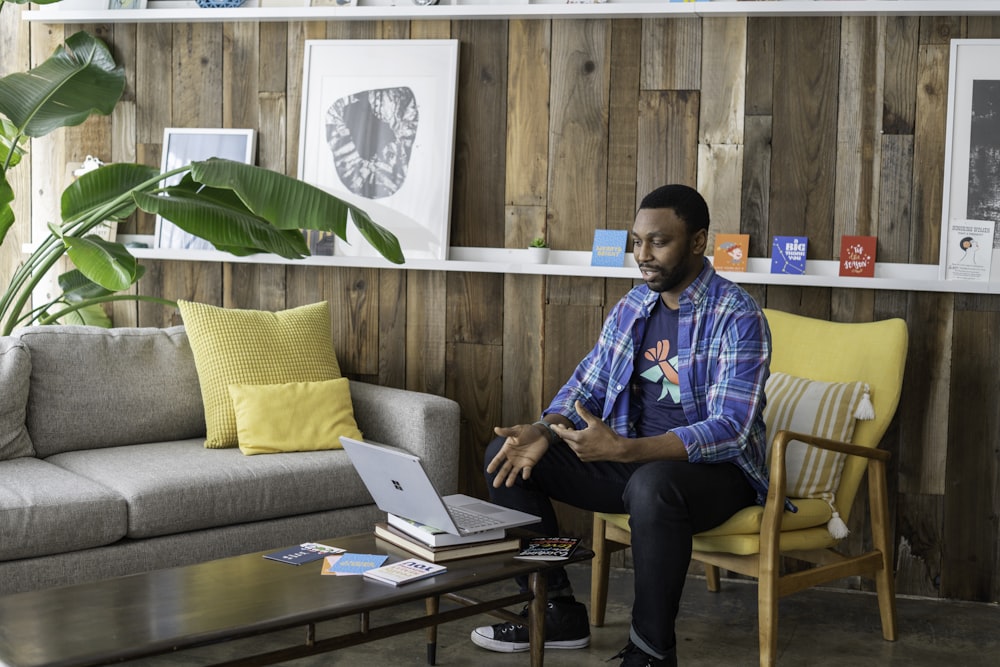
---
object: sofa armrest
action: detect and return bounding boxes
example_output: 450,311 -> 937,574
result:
348,381 -> 461,495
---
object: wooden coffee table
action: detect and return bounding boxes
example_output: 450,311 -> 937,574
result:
0,531 -> 592,667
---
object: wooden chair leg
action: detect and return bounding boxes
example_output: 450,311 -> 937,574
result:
758,567 -> 778,667
704,563 -> 721,592
869,460 -> 898,641
590,514 -> 611,627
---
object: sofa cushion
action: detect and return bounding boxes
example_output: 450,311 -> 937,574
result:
0,338 -> 34,460
13,325 -> 205,458
0,458 -> 127,561
229,378 -> 363,456
46,439 -> 372,539
177,300 -> 342,449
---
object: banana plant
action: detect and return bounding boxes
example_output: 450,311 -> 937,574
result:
0,27 -> 403,335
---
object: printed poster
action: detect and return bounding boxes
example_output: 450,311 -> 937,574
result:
945,219 -> 995,282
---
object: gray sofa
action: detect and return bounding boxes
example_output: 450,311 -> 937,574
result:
0,325 -> 460,596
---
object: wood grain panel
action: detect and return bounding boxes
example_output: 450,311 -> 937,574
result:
608,19 -> 641,228
285,22 -> 327,177
919,16 -> 961,45
637,90 -> 700,195
542,302 -> 605,405
224,263 -> 286,312
451,20 -> 508,248
910,44 -> 949,265
882,16 -> 919,135
135,23 -> 171,145
770,17 -> 840,259
741,115 -> 772,256
699,17 -> 747,146
834,16 -> 881,240
895,492 -> 944,599
698,144 -> 743,237
445,272 -> 503,346
505,205 -> 547,250
505,19 -> 550,211
641,17 -> 700,91
877,134 -> 913,263
377,268 -> 406,389
447,341 -> 503,499
258,91 -> 286,174
898,292 -> 951,496
547,19 -> 611,252
410,20 -> 451,40
171,24 -> 223,127
943,309 -> 1000,602
967,17 -> 1000,38
405,270 -> 447,396
501,274 -> 546,425
745,17 -> 775,116
223,22 -> 260,130
327,267 -> 379,377
258,23 -> 287,94
138,260 -> 221,328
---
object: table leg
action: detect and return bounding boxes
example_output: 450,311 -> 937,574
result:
527,571 -> 547,667
425,595 -> 439,665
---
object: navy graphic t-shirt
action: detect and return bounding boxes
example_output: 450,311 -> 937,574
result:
631,300 -> 688,437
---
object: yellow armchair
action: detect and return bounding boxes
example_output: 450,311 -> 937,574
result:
590,308 -> 908,666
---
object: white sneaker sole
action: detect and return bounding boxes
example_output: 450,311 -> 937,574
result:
470,627 -> 590,653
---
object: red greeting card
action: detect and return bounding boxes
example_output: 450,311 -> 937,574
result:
838,235 -> 877,277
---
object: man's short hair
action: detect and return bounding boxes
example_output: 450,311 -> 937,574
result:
638,184 -> 710,235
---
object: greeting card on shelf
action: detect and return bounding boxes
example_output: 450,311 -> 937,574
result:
838,235 -> 877,278
944,219 -> 995,282
770,236 -> 808,275
713,233 -> 749,272
591,229 -> 628,267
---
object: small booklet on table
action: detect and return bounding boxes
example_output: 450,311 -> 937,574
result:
263,542 -> 345,566
363,557 -> 447,586
514,537 -> 581,561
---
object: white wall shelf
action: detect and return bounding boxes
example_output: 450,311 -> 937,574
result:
71,237 -> 979,294
23,1 -> 1000,25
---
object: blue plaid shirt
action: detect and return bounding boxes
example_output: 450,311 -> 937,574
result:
545,259 -> 772,502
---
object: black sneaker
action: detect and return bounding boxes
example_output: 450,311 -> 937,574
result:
610,640 -> 676,667
470,598 -> 591,652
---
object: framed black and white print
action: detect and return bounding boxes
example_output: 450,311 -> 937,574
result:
939,40 -> 1000,282
297,39 -> 460,261
155,128 -> 256,251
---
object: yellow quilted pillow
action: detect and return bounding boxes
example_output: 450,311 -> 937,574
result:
229,379 -> 362,455
763,372 -> 866,507
178,300 -> 341,448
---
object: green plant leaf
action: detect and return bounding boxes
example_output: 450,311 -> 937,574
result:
0,118 -> 25,170
61,163 -> 160,223
189,158 -> 405,264
57,265 -> 147,303
63,235 -> 139,292
58,302 -> 112,327
0,175 -> 13,245
0,31 -> 125,138
133,177 -> 311,260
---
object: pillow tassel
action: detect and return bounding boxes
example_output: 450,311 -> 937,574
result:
854,383 -> 875,420
827,505 -> 850,539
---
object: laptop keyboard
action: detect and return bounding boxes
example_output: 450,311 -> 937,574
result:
448,506 -> 503,531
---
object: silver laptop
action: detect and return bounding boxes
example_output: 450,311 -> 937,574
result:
340,436 -> 540,536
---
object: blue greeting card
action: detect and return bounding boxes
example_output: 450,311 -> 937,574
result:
771,236 -> 808,275
591,229 -> 628,267
324,553 -> 389,575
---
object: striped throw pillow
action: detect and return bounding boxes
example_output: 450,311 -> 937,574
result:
762,372 -> 866,504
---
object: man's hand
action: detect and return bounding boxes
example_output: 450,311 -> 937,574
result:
487,424 -> 552,488
552,400 -> 626,462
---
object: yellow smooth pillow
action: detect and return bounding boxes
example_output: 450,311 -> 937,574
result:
178,300 -> 341,448
762,372 -> 865,501
229,379 -> 362,455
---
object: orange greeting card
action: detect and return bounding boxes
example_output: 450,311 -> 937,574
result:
713,233 -> 749,272
838,235 -> 877,277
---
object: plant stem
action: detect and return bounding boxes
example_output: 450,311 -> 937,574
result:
35,295 -> 178,327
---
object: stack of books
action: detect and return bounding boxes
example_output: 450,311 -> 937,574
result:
374,514 -> 521,563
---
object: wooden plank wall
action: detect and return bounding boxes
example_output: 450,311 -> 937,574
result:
3,9 -> 999,604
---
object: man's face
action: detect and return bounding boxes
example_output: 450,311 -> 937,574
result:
631,207 -> 706,300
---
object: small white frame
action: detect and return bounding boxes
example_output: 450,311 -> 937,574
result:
155,128 -> 256,251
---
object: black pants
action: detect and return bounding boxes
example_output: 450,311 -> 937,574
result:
484,434 -> 756,657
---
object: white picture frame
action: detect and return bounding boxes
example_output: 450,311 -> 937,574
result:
155,128 -> 256,251
939,39 -> 1000,281
297,39 -> 460,261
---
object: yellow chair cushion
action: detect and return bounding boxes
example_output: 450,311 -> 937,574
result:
763,372 -> 866,503
178,300 -> 341,448
229,378 -> 362,455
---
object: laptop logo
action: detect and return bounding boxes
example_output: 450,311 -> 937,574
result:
392,480 -> 403,491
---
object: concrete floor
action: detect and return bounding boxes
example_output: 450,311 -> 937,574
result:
129,563 -> 998,666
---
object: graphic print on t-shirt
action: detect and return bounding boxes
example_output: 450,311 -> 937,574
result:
639,339 -> 680,403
